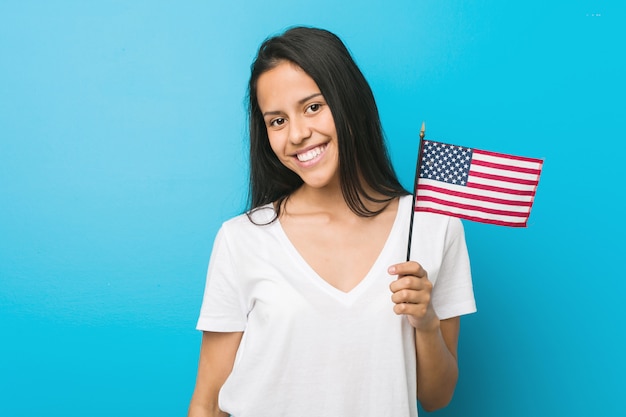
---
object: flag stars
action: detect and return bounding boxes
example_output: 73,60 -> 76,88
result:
419,140 -> 473,186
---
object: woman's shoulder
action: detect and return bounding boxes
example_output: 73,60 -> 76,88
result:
214,205 -> 281,256
414,214 -> 464,246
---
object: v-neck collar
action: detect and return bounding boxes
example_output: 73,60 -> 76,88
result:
272,196 -> 410,305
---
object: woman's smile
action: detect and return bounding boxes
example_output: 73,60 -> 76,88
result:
294,143 -> 328,164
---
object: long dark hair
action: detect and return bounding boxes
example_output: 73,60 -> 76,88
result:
247,26 -> 407,221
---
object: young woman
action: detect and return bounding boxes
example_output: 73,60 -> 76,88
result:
188,27 -> 476,417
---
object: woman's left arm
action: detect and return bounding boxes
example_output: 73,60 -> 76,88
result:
389,262 -> 461,412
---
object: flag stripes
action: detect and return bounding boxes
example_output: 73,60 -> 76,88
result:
414,140 -> 543,227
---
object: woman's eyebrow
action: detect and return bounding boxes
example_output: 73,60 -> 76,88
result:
298,92 -> 322,104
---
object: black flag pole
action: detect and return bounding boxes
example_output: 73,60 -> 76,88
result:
406,122 -> 426,262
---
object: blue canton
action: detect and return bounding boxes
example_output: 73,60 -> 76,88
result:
419,141 -> 473,185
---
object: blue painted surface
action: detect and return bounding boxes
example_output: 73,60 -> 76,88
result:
1,1 -> 624,415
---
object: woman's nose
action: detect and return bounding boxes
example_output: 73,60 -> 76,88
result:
289,116 -> 312,145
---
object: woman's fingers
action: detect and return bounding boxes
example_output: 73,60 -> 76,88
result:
388,261 -> 437,328
388,261 -> 427,279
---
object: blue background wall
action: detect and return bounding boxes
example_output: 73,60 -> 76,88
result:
1,1 -> 624,415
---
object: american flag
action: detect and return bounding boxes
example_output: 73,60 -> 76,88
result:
414,140 -> 543,227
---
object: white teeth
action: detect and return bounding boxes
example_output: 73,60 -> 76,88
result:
296,145 -> 326,162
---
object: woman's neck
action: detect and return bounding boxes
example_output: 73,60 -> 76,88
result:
283,181 -> 394,219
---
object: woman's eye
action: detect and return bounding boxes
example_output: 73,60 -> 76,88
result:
306,103 -> 321,113
270,118 -> 285,127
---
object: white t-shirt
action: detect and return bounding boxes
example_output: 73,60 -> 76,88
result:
197,195 -> 476,417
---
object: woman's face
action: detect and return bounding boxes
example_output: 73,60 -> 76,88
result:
256,61 -> 340,191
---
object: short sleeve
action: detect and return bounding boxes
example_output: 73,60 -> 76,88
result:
431,217 -> 477,320
196,226 -> 248,332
